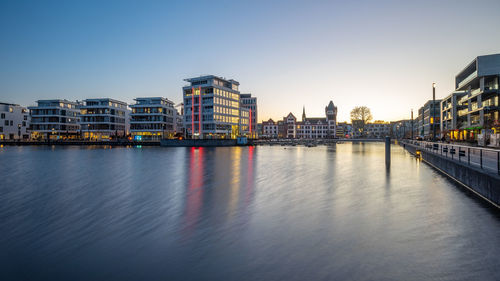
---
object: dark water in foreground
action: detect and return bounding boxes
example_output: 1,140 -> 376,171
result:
0,143 -> 499,281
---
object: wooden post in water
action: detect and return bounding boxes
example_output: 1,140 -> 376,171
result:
385,136 -> 391,167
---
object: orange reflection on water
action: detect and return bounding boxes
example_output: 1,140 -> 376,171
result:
228,147 -> 242,218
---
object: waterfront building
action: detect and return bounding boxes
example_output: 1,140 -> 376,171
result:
182,75 -> 249,139
440,91 -> 467,139
365,121 -> 391,139
0,102 -> 29,140
257,123 -> 263,137
277,120 -> 286,138
390,120 -> 412,139
130,97 -> 176,141
174,103 -> 184,137
279,101 -> 338,139
417,100 -> 441,139
28,99 -> 80,140
284,113 -> 297,138
262,118 -> 279,138
443,53 -> 500,141
240,107 -> 250,136
336,122 -> 352,138
80,98 -> 129,140
240,93 -> 258,138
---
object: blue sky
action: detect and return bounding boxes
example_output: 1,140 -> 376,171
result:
1,0 -> 499,122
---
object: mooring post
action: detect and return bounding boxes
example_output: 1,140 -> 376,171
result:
385,136 -> 391,167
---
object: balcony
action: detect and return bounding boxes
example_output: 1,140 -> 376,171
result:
457,70 -> 477,89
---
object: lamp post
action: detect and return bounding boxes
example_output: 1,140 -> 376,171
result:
411,109 -> 413,140
432,82 -> 436,141
17,124 -> 21,143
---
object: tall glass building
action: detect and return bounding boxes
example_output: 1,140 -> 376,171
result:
183,75 -> 249,139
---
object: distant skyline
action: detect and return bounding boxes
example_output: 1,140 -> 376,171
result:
1,0 -> 499,122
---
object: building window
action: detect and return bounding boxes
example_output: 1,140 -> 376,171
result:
1,113 -> 4,119
4,120 -> 8,126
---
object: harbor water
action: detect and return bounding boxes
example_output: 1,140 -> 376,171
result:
0,143 -> 499,281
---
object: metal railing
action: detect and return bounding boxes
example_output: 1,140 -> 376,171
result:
403,140 -> 500,175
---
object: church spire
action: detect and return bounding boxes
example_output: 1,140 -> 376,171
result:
302,105 -> 306,121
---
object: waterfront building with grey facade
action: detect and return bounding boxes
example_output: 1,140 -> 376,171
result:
28,99 -> 80,140
130,97 -> 176,140
440,53 -> 500,142
417,99 -> 441,140
79,98 -> 130,140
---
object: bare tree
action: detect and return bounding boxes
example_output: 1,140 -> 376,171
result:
350,106 -> 373,137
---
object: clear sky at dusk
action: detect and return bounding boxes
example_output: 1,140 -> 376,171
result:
1,0 -> 499,122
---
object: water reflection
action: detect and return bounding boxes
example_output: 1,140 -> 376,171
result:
0,144 -> 499,281
183,147 -> 205,236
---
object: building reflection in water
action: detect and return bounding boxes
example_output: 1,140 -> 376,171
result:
181,146 -> 257,238
182,147 -> 204,237
227,147 -> 242,219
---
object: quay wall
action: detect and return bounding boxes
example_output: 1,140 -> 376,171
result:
402,143 -> 500,208
0,140 -> 160,146
160,139 -> 241,147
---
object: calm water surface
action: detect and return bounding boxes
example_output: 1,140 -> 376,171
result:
0,143 -> 499,281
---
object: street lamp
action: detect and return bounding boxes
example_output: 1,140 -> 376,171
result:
432,82 -> 436,141
17,124 -> 21,142
411,109 -> 413,140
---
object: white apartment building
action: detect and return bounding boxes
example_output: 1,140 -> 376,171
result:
29,99 -> 80,140
130,97 -> 176,141
183,75 -> 249,139
80,98 -> 130,140
0,102 -> 29,140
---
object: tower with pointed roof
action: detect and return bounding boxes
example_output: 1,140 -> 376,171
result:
302,106 -> 306,122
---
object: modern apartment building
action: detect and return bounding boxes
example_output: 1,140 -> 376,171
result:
417,100 -> 441,139
240,93 -> 258,138
80,98 -> 129,140
240,106 -> 250,136
130,97 -> 176,141
0,102 -> 29,140
440,91 -> 467,137
365,121 -> 391,139
443,54 -> 500,141
182,75 -> 248,139
29,99 -> 80,140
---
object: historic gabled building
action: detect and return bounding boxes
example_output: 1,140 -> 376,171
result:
262,118 -> 279,138
273,101 -> 337,139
